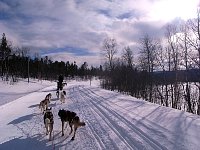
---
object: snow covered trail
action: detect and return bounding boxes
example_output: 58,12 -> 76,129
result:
67,85 -> 162,150
1,81 -> 200,150
65,85 -> 191,150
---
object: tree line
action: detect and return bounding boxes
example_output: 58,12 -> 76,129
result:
0,33 -> 102,82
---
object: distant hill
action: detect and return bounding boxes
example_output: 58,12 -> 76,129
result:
151,69 -> 200,84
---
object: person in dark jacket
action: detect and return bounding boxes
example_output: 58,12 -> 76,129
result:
58,74 -> 63,83
57,74 -> 64,90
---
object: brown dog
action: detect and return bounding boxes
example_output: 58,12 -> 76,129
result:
58,109 -> 86,140
45,93 -> 52,101
39,98 -> 50,113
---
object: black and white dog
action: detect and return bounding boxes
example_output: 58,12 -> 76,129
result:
58,109 -> 85,140
44,107 -> 54,141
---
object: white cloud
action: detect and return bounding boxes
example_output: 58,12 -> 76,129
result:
45,52 -> 102,67
0,0 -> 199,66
148,0 -> 199,22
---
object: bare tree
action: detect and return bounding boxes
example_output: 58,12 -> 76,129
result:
165,24 -> 183,109
138,34 -> 157,73
178,24 -> 194,113
122,46 -> 134,68
102,37 -> 118,71
153,42 -> 171,106
138,34 -> 159,102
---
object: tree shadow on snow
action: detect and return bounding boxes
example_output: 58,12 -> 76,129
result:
28,104 -> 40,108
8,113 -> 37,125
41,89 -> 57,93
28,99 -> 57,109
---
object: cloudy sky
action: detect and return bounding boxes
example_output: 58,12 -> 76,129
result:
0,0 -> 199,66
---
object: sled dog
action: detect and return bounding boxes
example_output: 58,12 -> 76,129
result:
45,93 -> 52,101
60,91 -> 66,103
44,107 -> 54,141
58,109 -> 86,140
39,98 -> 50,113
56,90 -> 59,99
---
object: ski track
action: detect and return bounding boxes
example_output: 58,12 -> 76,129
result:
75,85 -> 164,150
67,85 -> 188,150
71,87 -> 141,150
89,86 -> 191,149
1,83 -> 195,150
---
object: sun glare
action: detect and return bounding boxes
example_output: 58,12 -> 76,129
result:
149,0 -> 199,22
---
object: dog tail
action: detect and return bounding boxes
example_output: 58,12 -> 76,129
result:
78,121 -> 86,126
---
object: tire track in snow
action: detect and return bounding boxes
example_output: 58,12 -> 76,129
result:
77,85 -> 168,150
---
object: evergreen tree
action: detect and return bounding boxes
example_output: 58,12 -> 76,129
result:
0,33 -> 11,77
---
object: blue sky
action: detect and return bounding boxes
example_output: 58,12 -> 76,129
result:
0,0 -> 199,66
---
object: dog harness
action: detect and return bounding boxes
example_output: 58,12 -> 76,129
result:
44,112 -> 54,124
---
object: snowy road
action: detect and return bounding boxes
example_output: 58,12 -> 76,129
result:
70,85 -> 165,150
1,81 -> 200,150
64,85 -> 185,150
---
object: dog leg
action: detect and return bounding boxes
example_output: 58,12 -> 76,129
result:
49,124 -> 53,141
49,131 -> 52,141
45,123 -> 48,135
46,128 -> 48,135
65,122 -> 68,129
61,121 -> 64,136
69,124 -> 73,135
71,127 -> 77,140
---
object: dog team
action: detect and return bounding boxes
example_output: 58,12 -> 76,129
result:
39,91 -> 86,141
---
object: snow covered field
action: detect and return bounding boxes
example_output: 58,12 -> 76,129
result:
0,78 -> 200,150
